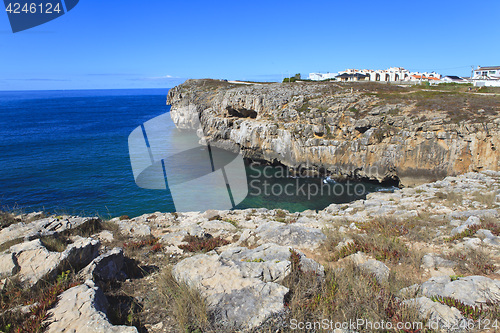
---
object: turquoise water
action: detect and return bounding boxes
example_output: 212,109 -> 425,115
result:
0,89 -> 390,217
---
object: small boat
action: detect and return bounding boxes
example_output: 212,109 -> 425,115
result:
322,176 -> 337,184
376,186 -> 399,193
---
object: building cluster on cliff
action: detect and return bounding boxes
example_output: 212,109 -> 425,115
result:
309,66 -> 500,87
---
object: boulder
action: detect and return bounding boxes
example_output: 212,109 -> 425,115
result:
172,243 -> 323,329
159,230 -> 189,247
421,254 -> 457,270
45,280 -> 138,333
450,216 -> 481,236
476,229 -> 500,247
199,220 -> 237,233
93,230 -> 114,243
404,296 -> 465,331
419,275 -> 500,306
117,221 -> 151,237
359,259 -> 390,283
421,254 -> 457,277
219,244 -> 324,282
254,222 -> 326,249
0,253 -> 17,279
79,247 -> 124,281
345,252 -> 390,283
8,237 -> 99,287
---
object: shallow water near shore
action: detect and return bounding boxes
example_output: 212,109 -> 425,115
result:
0,89 -> 391,217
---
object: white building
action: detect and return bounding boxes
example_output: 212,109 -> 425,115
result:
309,67 -> 443,83
335,67 -> 441,82
472,66 -> 500,87
472,66 -> 500,80
309,72 -> 338,81
441,75 -> 468,83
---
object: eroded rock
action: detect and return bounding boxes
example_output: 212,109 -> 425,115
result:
254,222 -> 326,249
45,280 -> 138,333
8,237 -> 99,287
419,275 -> 500,306
172,243 -> 323,329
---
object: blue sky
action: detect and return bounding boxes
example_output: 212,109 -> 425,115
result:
1,0 -> 499,90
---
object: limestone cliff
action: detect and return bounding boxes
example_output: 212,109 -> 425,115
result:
167,79 -> 500,186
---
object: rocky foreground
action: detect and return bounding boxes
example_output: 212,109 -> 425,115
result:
0,171 -> 500,332
167,80 -> 500,186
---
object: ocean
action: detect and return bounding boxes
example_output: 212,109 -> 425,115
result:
0,89 -> 390,218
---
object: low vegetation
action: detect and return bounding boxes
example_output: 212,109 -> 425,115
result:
356,214 -> 437,242
123,236 -> 159,250
332,234 -> 409,263
156,267 -> 212,333
445,247 -> 496,275
444,224 -> 481,242
40,235 -> 70,252
0,270 -> 77,333
178,235 -> 230,253
434,191 -> 464,206
429,295 -> 500,321
0,211 -> 20,230
282,252 -> 423,333
481,216 -> 500,236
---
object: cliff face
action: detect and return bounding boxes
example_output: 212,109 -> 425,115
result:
167,79 -> 500,186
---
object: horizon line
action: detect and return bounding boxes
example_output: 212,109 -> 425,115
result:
0,87 -> 176,92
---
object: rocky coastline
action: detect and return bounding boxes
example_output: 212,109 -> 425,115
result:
0,80 -> 499,332
0,171 -> 499,332
167,79 -> 500,186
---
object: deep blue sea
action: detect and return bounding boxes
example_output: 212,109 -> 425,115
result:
0,89 -> 390,218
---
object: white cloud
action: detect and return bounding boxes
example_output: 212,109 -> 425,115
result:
143,75 -> 179,80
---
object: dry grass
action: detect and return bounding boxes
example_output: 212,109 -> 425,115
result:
275,209 -> 288,219
434,191 -> 464,206
319,228 -> 343,254
40,235 -> 70,252
0,211 -> 20,230
445,247 -> 496,275
282,260 -> 424,332
321,221 -> 429,267
354,234 -> 409,263
356,214 -> 437,243
0,270 -> 78,333
156,266 -> 212,333
0,238 -> 24,253
472,191 -> 498,208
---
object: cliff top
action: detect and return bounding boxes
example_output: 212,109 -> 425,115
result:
169,79 -> 500,125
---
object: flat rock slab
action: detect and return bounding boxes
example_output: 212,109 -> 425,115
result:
404,296 -> 465,331
421,254 -> 457,277
0,216 -> 96,247
7,237 -> 99,287
419,275 -> 500,306
254,222 -> 326,249
45,280 -> 138,333
421,254 -> 457,270
0,253 -> 17,279
117,221 -> 151,238
173,243 -> 323,329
